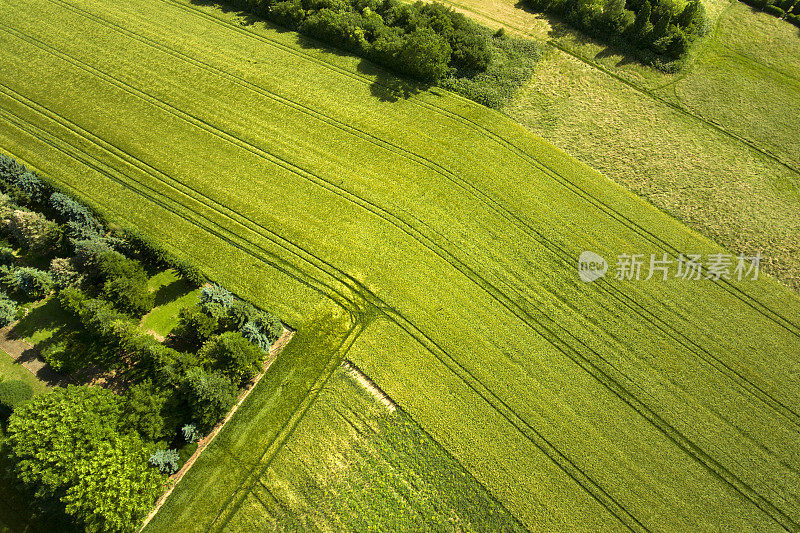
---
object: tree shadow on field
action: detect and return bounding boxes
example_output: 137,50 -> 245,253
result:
514,0 -> 644,67
190,0 -> 430,102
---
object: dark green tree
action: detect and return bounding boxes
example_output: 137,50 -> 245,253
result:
200,331 -> 265,386
182,367 -> 237,433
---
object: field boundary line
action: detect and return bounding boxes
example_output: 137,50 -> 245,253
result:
208,320 -> 368,532
138,328 -> 295,532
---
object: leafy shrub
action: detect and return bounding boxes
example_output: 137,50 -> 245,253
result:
241,312 -> 283,351
12,267 -> 53,299
0,292 -> 18,326
200,284 -> 234,310
72,237 -> 115,271
102,276 -> 155,316
6,386 -> 164,532
764,3 -> 786,14
0,246 -> 14,266
49,257 -> 81,289
0,379 -> 33,417
789,13 -> 800,26
7,209 -> 62,256
49,192 -> 103,240
171,306 -> 218,352
122,380 -> 181,442
221,299 -> 259,331
148,448 -> 181,474
182,423 -> 201,443
200,331 -> 265,386
183,367 -> 237,433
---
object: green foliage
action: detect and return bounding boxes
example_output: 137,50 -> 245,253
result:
0,245 -> 15,266
11,266 -> 54,299
213,0 -> 494,81
221,299 -> 259,331
102,275 -> 155,317
79,250 -> 154,316
0,291 -> 18,326
181,423 -> 201,443
200,283 -> 234,310
61,432 -> 163,533
171,305 -> 218,352
199,331 -> 265,386
6,386 -> 163,532
49,192 -> 103,241
526,0 -> 704,64
240,311 -> 283,351
6,209 -> 62,257
182,367 -> 237,433
148,448 -> 181,475
122,380 -> 181,442
0,379 -> 33,417
49,257 -> 81,289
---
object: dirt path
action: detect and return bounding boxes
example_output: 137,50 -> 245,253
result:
0,324 -> 70,386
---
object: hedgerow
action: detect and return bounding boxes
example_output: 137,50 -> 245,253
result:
738,0 -> 800,27
525,0 -> 709,69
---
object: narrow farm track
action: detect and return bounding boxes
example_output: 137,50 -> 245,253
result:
2,0 -> 800,529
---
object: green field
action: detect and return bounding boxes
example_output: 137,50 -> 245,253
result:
1,0 -> 800,530
429,0 -> 800,292
200,363 -> 524,531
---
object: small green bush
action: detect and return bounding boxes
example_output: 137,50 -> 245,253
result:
0,292 -> 18,326
148,448 -> 180,474
183,367 -> 237,433
12,267 -> 53,299
764,3 -> 786,15
0,246 -> 14,266
200,284 -> 234,310
200,331 -> 265,386
171,306 -> 218,352
182,423 -> 201,443
49,257 -> 81,289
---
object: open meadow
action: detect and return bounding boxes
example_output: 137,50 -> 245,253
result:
426,0 -> 800,292
1,0 -> 800,529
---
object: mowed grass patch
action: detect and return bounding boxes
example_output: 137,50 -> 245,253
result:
140,269 -> 200,337
1,0 -> 800,529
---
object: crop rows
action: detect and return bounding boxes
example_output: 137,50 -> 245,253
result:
2,0 -> 800,529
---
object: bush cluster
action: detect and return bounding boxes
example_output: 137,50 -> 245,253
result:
526,0 -> 708,66
745,0 -> 800,26
226,0 -> 490,81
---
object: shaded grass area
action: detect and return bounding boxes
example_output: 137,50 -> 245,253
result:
141,269 -> 200,337
0,349 -> 50,395
223,364 -> 524,531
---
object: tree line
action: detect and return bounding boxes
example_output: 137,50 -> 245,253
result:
0,153 -> 284,532
526,0 -> 709,68
225,0 -> 492,80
